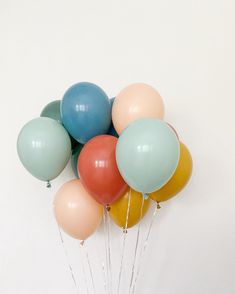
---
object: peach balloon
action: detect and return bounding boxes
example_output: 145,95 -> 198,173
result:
112,83 -> 164,134
54,179 -> 103,240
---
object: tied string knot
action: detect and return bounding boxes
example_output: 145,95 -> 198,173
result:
46,180 -> 51,188
105,204 -> 111,212
142,192 -> 149,200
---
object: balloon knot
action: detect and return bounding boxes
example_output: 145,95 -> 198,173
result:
157,202 -> 161,209
46,181 -> 51,188
106,204 -> 111,212
80,240 -> 84,246
142,192 -> 149,200
123,229 -> 128,234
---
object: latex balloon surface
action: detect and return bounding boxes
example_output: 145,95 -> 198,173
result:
116,119 -> 180,193
61,82 -> 111,144
107,97 -> 118,138
78,135 -> 128,205
71,144 -> 83,178
150,142 -> 193,202
109,188 -> 150,229
40,100 -> 61,123
40,100 -> 78,150
54,180 -> 103,240
17,117 -> 71,182
112,83 -> 164,134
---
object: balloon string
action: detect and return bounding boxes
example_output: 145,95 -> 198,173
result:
81,242 -> 96,294
117,190 -> 131,294
103,209 -> 109,294
131,203 -> 159,294
106,206 -> 113,294
129,196 -> 145,294
102,260 -> 108,294
57,226 -> 80,294
79,242 -> 90,294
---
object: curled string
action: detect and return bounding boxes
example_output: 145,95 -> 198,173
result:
82,242 -> 96,294
117,189 -> 131,294
79,242 -> 89,294
131,203 -> 159,294
57,226 -> 80,294
129,195 -> 145,294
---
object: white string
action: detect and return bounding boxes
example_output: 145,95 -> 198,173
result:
81,242 -> 96,294
102,260 -> 108,294
79,242 -> 89,294
128,196 -> 145,294
131,203 -> 159,294
57,226 -> 80,294
116,190 -> 131,294
107,208 -> 113,294
103,209 -> 109,294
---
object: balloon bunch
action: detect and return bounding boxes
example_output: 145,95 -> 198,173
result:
17,82 -> 192,290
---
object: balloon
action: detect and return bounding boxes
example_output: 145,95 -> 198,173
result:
107,98 -> 118,138
61,82 -> 111,144
40,100 -> 61,123
112,83 -> 164,134
40,100 -> 78,150
78,135 -> 128,205
116,119 -> 180,194
54,179 -> 103,240
150,142 -> 193,202
17,117 -> 71,182
109,188 -> 150,229
71,144 -> 83,178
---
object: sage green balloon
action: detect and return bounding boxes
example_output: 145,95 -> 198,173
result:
17,117 -> 71,182
40,100 -> 61,123
40,100 -> 78,150
116,119 -> 180,194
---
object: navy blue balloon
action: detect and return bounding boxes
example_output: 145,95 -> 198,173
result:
61,82 -> 111,144
107,97 -> 119,138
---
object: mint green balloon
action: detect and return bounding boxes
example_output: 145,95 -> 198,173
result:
116,119 -> 180,193
17,117 -> 71,182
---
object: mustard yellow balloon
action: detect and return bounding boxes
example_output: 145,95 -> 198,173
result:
150,142 -> 193,203
109,189 -> 150,229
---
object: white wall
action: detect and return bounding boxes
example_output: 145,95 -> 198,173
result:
1,0 -> 235,293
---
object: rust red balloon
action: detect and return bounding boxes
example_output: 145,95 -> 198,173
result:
78,135 -> 128,205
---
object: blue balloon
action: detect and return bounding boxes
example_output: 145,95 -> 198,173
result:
61,82 -> 111,144
107,97 -> 119,138
71,144 -> 83,178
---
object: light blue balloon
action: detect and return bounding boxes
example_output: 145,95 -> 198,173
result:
116,119 -> 180,193
17,117 -> 71,183
61,82 -> 111,144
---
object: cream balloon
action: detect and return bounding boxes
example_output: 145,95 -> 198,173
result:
112,83 -> 164,134
54,179 -> 103,240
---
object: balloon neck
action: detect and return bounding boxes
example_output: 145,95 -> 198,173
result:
46,180 -> 51,188
157,202 -> 161,209
142,192 -> 149,200
105,204 -> 111,212
80,240 -> 84,246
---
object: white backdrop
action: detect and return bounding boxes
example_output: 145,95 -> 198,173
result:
1,0 -> 235,293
